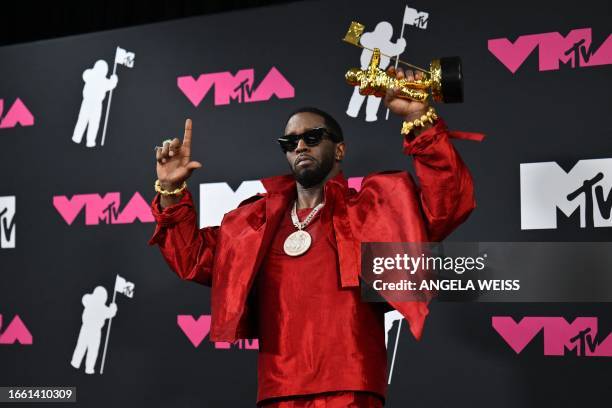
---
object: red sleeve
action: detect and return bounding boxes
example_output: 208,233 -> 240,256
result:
403,118 -> 479,242
148,189 -> 218,286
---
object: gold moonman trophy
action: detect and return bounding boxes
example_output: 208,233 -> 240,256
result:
343,21 -> 464,103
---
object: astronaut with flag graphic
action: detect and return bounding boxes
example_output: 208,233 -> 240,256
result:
98,273 -> 135,374
70,286 -> 117,374
70,275 -> 135,375
71,46 -> 135,148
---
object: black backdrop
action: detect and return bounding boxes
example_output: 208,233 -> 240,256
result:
0,0 -> 611,406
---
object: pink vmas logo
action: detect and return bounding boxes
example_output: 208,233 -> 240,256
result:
53,192 -> 154,226
177,67 -> 294,107
0,98 -> 34,129
177,315 -> 258,350
0,315 -> 32,345
493,316 -> 612,357
488,28 -> 612,73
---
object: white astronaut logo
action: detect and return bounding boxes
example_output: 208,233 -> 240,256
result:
346,22 -> 407,122
70,275 -> 134,375
72,47 -> 135,148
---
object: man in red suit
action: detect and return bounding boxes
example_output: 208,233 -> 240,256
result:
149,67 -> 480,407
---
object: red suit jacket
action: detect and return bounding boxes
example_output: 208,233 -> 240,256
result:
149,119 -> 480,342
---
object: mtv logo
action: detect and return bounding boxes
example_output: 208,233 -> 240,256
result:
520,159 -> 612,230
199,180 -> 266,227
0,196 -> 15,248
404,7 -> 429,29
198,177 -> 366,227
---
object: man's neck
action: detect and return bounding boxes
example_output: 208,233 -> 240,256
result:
296,184 -> 324,209
295,168 -> 340,209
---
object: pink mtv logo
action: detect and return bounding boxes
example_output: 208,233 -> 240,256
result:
488,28 -> 612,73
53,192 -> 154,226
177,67 -> 294,107
0,98 -> 34,129
0,315 -> 32,345
177,315 -> 258,350
493,316 -> 612,357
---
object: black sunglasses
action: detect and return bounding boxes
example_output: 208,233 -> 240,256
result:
277,127 -> 339,153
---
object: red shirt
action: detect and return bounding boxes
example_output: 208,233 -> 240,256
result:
254,203 -> 388,404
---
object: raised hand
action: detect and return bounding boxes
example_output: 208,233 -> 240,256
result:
383,66 -> 430,121
156,118 -> 202,191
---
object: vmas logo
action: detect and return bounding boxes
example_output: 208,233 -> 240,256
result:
520,158 -> 612,230
493,316 -> 612,357
0,98 -> 34,130
177,315 -> 258,350
488,28 -> 612,73
0,196 -> 16,249
53,191 -> 153,226
178,66 -> 294,107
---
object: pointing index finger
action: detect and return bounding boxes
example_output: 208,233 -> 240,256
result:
183,118 -> 193,153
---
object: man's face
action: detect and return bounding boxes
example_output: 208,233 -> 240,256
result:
283,112 -> 341,188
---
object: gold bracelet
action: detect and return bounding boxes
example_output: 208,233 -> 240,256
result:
155,180 -> 187,196
401,107 -> 439,136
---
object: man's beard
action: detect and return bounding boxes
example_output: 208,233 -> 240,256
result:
292,151 -> 335,189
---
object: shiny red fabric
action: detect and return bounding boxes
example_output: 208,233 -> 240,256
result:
255,205 -> 388,404
258,391 -> 384,407
148,119 -> 479,344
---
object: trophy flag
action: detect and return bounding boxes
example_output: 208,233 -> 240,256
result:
101,46 -> 136,146
343,21 -> 365,46
100,273 -> 135,374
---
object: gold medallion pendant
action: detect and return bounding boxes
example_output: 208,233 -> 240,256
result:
283,200 -> 325,257
283,230 -> 312,256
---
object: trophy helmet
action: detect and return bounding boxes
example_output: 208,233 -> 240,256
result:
345,68 -> 364,86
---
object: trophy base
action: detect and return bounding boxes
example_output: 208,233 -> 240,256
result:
431,57 -> 463,103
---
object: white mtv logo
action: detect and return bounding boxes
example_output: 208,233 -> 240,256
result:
0,196 -> 15,249
199,181 -> 266,227
403,7 -> 429,29
520,159 -> 612,230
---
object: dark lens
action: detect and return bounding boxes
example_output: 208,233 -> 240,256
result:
278,137 -> 298,152
303,128 -> 325,146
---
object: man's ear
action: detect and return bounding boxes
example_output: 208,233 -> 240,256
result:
335,142 -> 346,161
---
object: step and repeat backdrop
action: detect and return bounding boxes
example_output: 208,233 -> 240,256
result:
0,0 -> 610,406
